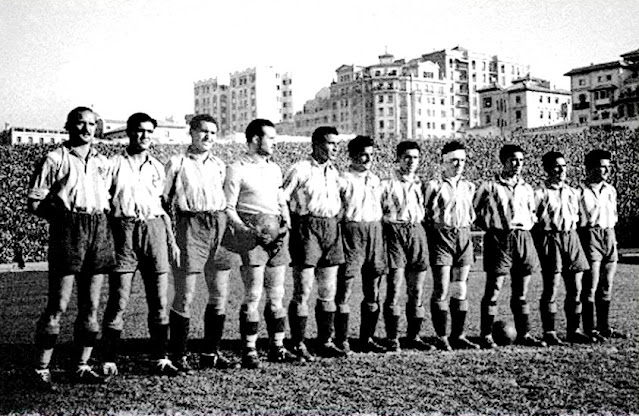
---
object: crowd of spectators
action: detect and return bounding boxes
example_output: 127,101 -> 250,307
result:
1,127 -> 636,264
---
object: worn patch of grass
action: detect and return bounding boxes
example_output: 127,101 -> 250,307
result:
1,263 -> 638,415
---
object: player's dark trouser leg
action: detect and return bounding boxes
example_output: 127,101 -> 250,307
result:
75,273 -> 103,366
288,302 -> 307,347
480,273 -> 505,336
204,305 -> 225,355
149,323 -> 170,360
264,306 -> 286,344
169,310 -> 190,360
315,301 -> 336,345
431,300 -> 449,338
450,298 -> 469,339
240,304 -> 259,346
334,274 -> 354,348
359,302 -> 380,343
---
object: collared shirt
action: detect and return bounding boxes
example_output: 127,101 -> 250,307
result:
534,182 -> 581,231
578,181 -> 617,229
162,147 -> 226,213
380,170 -> 425,224
28,142 -> 111,213
340,168 -> 383,222
109,150 -> 166,219
424,176 -> 476,228
474,175 -> 536,231
282,156 -> 342,218
225,153 -> 284,216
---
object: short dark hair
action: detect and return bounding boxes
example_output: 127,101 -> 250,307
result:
442,140 -> 466,156
245,119 -> 275,143
189,114 -> 218,131
396,141 -> 421,158
64,106 -> 94,131
312,126 -> 338,144
542,151 -> 565,172
585,149 -> 612,169
347,135 -> 374,158
126,112 -> 157,132
499,144 -> 524,164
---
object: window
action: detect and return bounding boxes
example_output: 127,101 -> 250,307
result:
472,61 -> 476,70
547,97 -> 551,104
387,95 -> 393,103
500,65 -> 505,73
515,110 -> 522,120
540,96 -> 543,103
379,120 -> 384,129
578,78 -> 586,86
417,121 -> 422,128
388,107 -> 394,116
485,115 -> 491,124
540,111 -> 544,119
441,123 -> 446,130
378,95 -> 384,103
606,74 -> 612,81
378,108 -> 384,116
515,95 -> 521,104
483,97 -> 492,108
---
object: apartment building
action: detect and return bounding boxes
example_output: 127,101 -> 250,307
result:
193,67 -> 293,137
295,53 -> 450,141
564,48 -> 639,125
193,78 -> 230,135
419,46 -> 529,131
294,46 -> 529,140
477,75 -> 571,133
0,126 -> 68,145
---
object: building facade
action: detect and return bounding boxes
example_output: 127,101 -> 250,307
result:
193,67 -> 293,136
193,78 -> 230,135
564,48 -> 639,125
0,126 -> 68,145
477,76 -> 571,133
419,46 -> 529,131
294,46 -> 529,140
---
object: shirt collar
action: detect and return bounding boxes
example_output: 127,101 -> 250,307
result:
64,141 -> 98,160
544,180 -> 566,190
496,174 -> 524,187
310,156 -> 335,170
393,169 -> 421,185
186,146 -> 214,162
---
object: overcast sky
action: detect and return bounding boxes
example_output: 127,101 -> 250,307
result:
0,0 -> 637,129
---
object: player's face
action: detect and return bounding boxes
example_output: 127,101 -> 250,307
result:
442,149 -> 466,178
256,126 -> 277,157
128,121 -> 155,153
547,157 -> 567,184
351,146 -> 374,172
68,111 -> 96,144
190,121 -> 217,152
502,151 -> 524,177
398,148 -> 420,175
313,133 -> 339,163
589,158 -> 612,182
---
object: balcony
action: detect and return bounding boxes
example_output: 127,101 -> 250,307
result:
455,101 -> 469,108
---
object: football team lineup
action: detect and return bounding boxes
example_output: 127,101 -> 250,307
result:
25,107 -> 629,392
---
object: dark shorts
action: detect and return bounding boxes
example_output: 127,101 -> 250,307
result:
289,214 -> 345,268
427,225 -> 474,267
383,222 -> 429,272
578,227 -> 618,263
219,213 -> 291,268
111,217 -> 170,274
535,230 -> 589,274
483,229 -> 541,277
48,211 -> 115,276
175,210 -> 227,274
342,221 -> 387,279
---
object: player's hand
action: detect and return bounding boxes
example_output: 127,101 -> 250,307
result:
256,230 -> 275,246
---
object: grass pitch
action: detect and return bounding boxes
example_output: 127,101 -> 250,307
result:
1,262 -> 637,415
